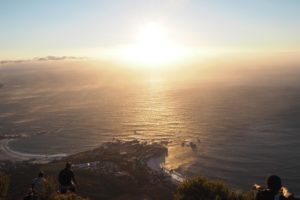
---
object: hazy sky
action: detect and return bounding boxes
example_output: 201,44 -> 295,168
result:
0,0 -> 299,60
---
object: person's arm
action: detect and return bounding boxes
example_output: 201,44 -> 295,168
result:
58,172 -> 60,182
31,178 -> 36,189
71,171 -> 78,186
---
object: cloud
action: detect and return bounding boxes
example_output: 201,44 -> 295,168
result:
34,56 -> 86,61
0,59 -> 31,65
0,56 -> 86,65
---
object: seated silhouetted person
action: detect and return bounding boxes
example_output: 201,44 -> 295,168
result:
255,175 -> 295,200
31,171 -> 46,199
58,162 -> 77,194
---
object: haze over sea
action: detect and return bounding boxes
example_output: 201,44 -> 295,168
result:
1,61 -> 300,191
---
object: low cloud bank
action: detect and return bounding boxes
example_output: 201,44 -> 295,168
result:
0,56 -> 86,65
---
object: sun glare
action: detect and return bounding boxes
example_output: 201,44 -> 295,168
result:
137,23 -> 168,48
117,23 -> 188,68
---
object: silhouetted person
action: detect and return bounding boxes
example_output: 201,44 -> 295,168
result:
58,162 -> 77,194
31,171 -> 46,199
255,175 -> 296,200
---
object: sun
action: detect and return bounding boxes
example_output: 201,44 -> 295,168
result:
134,23 -> 170,64
117,23 -> 186,68
136,23 -> 168,50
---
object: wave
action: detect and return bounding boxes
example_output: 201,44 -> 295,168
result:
0,139 -> 67,163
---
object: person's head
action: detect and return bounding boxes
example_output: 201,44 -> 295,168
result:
267,175 -> 282,192
65,162 -> 72,170
38,171 -> 44,178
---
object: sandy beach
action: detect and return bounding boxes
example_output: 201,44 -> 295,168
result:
0,138 -> 67,162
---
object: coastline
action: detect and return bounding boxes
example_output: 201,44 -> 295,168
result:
0,138 -> 67,163
146,152 -> 185,183
0,137 -> 186,184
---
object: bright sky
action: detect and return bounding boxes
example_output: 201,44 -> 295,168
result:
0,0 -> 299,63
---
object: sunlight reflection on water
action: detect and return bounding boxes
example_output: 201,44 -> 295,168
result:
1,79 -> 300,191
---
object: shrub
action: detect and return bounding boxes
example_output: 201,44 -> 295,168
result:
0,172 -> 9,200
42,176 -> 59,200
51,193 -> 89,200
175,176 -> 255,200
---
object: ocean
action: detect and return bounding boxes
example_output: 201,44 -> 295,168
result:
1,64 -> 300,191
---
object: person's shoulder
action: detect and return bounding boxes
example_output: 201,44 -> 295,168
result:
32,177 -> 38,182
59,169 -> 66,177
279,195 -> 290,200
69,169 -> 75,175
32,177 -> 41,185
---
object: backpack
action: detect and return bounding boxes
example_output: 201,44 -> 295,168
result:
59,169 -> 72,186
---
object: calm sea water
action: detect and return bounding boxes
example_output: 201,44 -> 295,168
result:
1,66 -> 300,191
